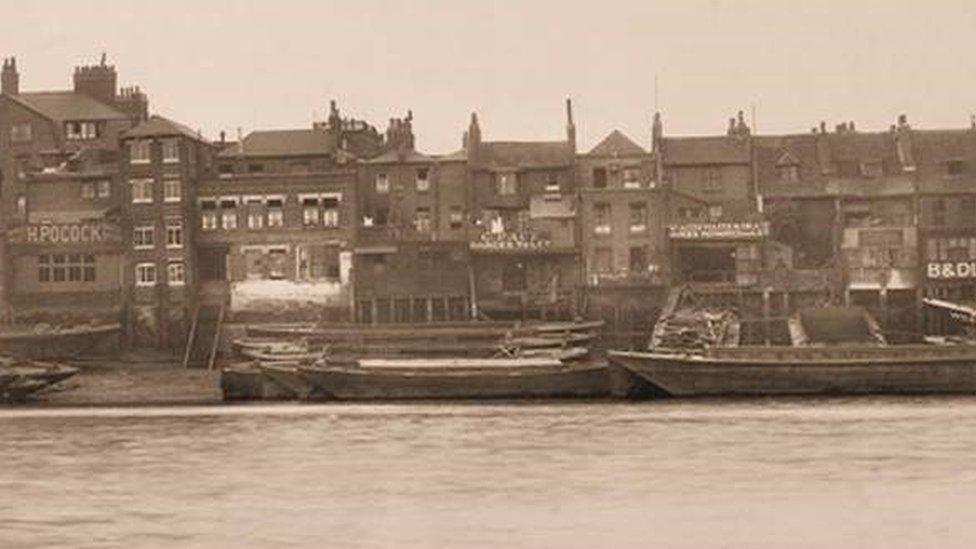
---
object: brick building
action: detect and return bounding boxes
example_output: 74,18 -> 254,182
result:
464,101 -> 580,320
194,102 -> 382,323
120,116 -> 212,348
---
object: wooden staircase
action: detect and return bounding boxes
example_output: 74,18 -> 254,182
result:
183,304 -> 224,369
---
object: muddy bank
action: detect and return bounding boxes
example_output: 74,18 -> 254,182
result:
15,359 -> 223,407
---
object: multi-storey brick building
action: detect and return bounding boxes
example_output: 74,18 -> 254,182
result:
120,116 -> 212,348
464,102 -> 580,320
1,54 -> 147,322
194,102 -> 381,323
353,113 -> 472,324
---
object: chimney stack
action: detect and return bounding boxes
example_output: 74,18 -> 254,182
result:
2,57 -> 19,95
565,98 -> 576,153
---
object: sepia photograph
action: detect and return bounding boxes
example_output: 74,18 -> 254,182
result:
2,1 -> 976,547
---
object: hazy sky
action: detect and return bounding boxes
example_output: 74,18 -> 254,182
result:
3,1 -> 975,153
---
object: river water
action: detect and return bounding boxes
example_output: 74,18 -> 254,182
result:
2,397 -> 976,548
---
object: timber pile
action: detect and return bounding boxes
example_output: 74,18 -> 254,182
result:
650,308 -> 740,350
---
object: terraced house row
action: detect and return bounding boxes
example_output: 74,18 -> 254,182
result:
2,55 -> 976,349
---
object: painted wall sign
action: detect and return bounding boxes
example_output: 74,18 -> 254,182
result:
8,222 -> 121,245
668,221 -> 769,240
927,261 -> 976,280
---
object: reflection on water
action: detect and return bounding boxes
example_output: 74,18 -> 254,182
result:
2,397 -> 976,548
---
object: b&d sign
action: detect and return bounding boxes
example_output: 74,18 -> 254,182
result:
927,262 -> 976,280
8,222 -> 121,245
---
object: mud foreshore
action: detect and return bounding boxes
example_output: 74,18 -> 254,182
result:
9,355 -> 223,407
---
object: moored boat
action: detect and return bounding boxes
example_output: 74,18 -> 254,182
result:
258,363 -> 317,399
220,362 -> 299,401
608,344 -> 976,397
298,360 -> 613,400
0,358 -> 80,402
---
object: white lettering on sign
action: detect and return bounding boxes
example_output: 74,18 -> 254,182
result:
22,223 -> 107,244
668,221 -> 769,240
928,262 -> 976,280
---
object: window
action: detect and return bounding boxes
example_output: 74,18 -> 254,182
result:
163,177 -> 181,202
497,173 -> 517,195
946,160 -> 966,176
166,220 -> 183,248
449,206 -> 464,230
629,246 -> 648,272
38,254 -> 95,283
248,163 -> 264,173
622,168 -> 641,189
83,255 -> 95,282
322,197 -> 340,228
702,169 -> 722,193
374,207 -> 389,227
133,225 -> 155,249
97,180 -> 111,198
708,204 -> 724,219
66,121 -> 98,140
10,123 -> 32,143
131,179 -> 153,203
545,175 -> 560,194
779,165 -> 800,182
375,173 -> 389,194
167,261 -> 186,286
594,247 -> 613,273
136,262 -> 157,286
593,167 -> 607,189
222,211 -> 237,230
303,197 -> 320,226
129,140 -> 151,163
416,168 -> 430,192
200,199 -> 217,230
81,182 -> 96,199
594,202 -> 611,234
629,202 -> 647,233
267,197 -> 284,227
414,207 -> 431,233
162,139 -> 179,163
247,211 -> 264,229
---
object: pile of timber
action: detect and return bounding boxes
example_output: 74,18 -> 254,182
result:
650,308 -> 740,351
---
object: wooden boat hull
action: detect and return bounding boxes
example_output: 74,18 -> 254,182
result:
299,364 -> 613,400
0,361 -> 79,402
258,364 -> 318,399
238,348 -> 324,363
220,365 -> 297,401
608,348 -> 976,397
0,324 -> 121,359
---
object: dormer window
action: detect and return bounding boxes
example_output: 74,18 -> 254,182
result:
860,160 -> 883,178
129,140 -> 151,164
945,160 -> 966,177
66,121 -> 98,140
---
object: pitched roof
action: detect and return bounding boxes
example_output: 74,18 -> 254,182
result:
588,130 -> 646,156
217,129 -> 337,158
10,91 -> 128,121
122,115 -> 206,142
662,136 -> 751,165
481,141 -> 572,169
363,148 -> 434,164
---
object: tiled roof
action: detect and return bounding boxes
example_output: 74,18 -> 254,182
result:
481,141 -> 572,169
122,115 -> 206,141
217,129 -> 337,158
662,136 -> 751,165
588,130 -> 646,157
10,91 -> 128,121
438,149 -> 468,162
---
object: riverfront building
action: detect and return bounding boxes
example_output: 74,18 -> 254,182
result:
5,54 -> 976,349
